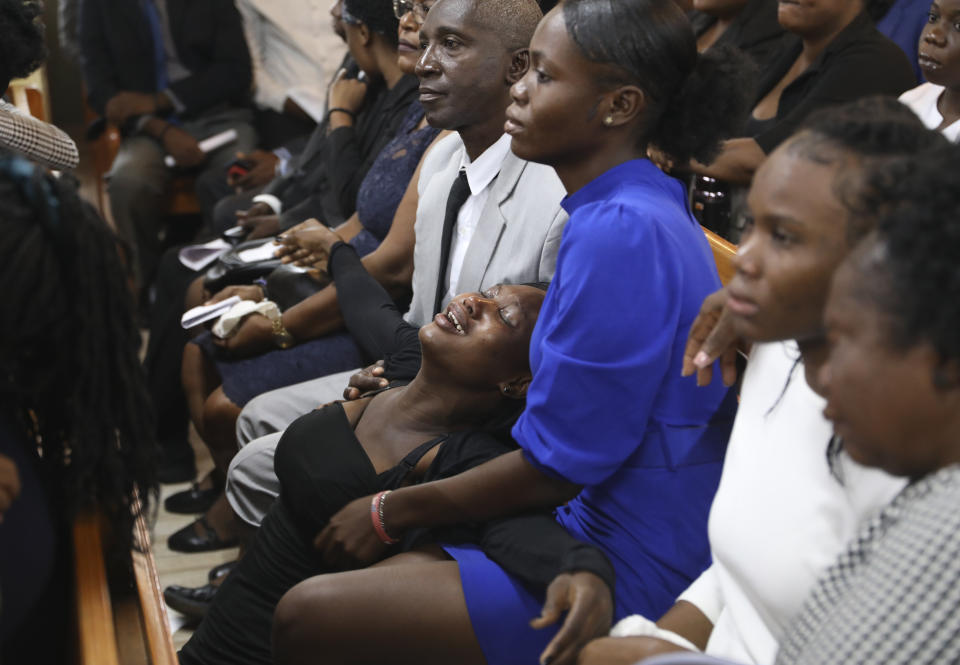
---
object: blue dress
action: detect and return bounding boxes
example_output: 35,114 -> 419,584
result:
442,159 -> 738,665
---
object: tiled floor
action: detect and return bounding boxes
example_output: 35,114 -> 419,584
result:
154,431 -> 239,650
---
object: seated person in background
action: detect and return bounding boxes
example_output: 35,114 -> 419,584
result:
774,143 -> 960,665
899,0 -> 960,140
178,247 -> 613,665
195,0 -> 350,207
0,153 -> 157,662
577,99 -> 942,665
162,0 -> 442,552
269,1 -> 749,663
679,0 -> 916,238
168,0 -> 567,554
79,0 -> 256,290
237,0 -> 332,148
0,0 -> 78,170
689,0 -> 790,68
209,0 -> 419,239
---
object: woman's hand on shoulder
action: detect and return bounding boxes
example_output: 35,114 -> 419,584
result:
314,494 -> 389,569
532,571 -> 613,665
681,287 -> 741,387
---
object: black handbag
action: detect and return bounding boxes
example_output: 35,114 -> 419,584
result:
202,237 -> 284,294
264,264 -> 331,311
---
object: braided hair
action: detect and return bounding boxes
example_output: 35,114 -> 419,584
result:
0,153 -> 157,553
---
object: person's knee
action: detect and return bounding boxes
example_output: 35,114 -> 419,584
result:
273,579 -> 341,665
202,388 -> 241,440
235,392 -> 277,445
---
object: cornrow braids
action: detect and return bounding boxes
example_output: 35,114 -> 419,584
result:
0,153 -> 157,556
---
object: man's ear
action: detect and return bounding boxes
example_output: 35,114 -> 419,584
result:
499,374 -> 532,399
601,85 -> 646,127
507,48 -> 530,84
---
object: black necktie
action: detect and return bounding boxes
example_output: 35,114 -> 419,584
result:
433,169 -> 471,315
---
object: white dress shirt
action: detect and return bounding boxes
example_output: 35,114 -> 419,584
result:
442,133 -> 513,305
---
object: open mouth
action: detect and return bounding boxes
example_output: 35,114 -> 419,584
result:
447,309 -> 465,334
918,53 -> 943,69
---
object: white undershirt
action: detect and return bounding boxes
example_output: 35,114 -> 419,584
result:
442,133 -> 513,305
900,82 -> 960,142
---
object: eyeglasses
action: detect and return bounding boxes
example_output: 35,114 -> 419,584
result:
392,0 -> 430,21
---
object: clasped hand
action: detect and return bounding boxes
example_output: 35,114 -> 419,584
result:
314,494 -> 388,569
274,219 -> 343,270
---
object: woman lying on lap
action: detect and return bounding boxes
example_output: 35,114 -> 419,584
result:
178,233 -> 615,665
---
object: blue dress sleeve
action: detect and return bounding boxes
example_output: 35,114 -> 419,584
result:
513,201 -> 685,486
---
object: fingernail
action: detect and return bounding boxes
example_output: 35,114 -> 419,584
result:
694,351 -> 709,368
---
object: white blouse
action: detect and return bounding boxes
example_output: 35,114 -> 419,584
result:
674,342 -> 904,663
900,82 -> 960,142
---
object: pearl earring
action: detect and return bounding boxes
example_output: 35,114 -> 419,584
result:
603,115 -> 614,126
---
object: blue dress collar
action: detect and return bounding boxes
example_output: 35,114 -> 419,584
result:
561,159 -> 685,215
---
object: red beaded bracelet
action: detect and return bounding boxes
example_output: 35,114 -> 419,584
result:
370,490 -> 399,545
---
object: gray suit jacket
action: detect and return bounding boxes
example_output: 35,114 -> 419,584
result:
405,133 -> 568,326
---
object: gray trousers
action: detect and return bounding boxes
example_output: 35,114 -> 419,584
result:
106,107 -> 256,286
225,368 -> 358,526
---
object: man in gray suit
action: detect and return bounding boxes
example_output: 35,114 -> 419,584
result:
165,0 -> 560,608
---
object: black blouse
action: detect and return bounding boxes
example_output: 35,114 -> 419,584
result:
689,0 -> 791,71
750,11 -> 917,153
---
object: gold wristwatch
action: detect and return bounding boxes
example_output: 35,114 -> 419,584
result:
271,317 -> 295,349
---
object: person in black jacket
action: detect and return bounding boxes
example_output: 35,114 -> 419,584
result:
79,0 -> 256,289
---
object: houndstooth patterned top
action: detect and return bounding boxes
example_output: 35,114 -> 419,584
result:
776,463 -> 960,665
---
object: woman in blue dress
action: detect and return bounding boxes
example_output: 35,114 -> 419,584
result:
273,1 -> 753,664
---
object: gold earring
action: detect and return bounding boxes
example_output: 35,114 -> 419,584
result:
603,115 -> 614,126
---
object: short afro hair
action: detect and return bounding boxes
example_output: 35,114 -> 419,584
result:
0,0 -> 46,89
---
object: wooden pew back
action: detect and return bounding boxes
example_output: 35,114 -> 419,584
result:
703,226 -> 737,285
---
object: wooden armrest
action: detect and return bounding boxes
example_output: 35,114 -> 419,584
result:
702,226 -> 737,286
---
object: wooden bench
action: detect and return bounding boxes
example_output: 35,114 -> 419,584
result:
703,226 -> 737,285
73,505 -> 178,665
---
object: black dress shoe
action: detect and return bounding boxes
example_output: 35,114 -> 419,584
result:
208,559 -> 239,583
168,516 -> 238,553
164,483 -> 219,514
164,583 -> 219,620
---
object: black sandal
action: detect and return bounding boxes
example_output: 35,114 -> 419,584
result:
167,515 -> 238,553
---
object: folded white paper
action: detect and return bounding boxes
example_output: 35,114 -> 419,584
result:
177,238 -> 232,271
164,128 -> 238,168
237,241 -> 281,263
180,296 -> 242,329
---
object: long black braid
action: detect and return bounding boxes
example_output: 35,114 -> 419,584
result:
0,153 -> 157,554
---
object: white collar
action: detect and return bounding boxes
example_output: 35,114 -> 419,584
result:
458,133 -> 512,196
